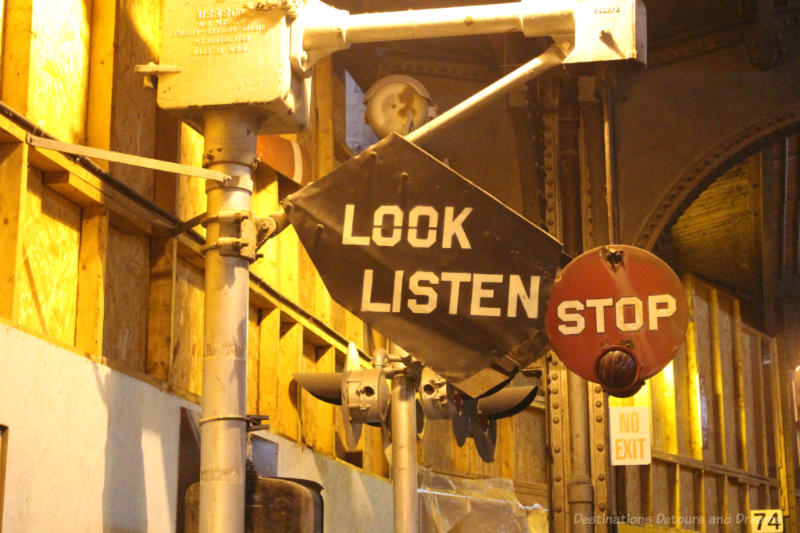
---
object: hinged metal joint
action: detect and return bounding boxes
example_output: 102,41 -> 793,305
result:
201,209 -> 289,262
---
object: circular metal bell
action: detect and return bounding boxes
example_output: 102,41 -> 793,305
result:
420,367 -> 450,420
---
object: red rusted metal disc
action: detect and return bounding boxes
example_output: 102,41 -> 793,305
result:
545,245 -> 688,394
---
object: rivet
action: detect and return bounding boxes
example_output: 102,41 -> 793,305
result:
554,446 -> 561,453
555,475 -> 562,482
596,444 -> 604,452
598,474 -> 605,482
596,415 -> 603,423
598,503 -> 607,511
555,506 -> 562,513
594,386 -> 602,393
400,172 -> 409,180
551,374 -> 558,381
595,400 -> 602,408
553,403 -> 560,409
551,388 -> 559,395
553,417 -> 560,424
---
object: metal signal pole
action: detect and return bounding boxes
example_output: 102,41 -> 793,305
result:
198,109 -> 261,533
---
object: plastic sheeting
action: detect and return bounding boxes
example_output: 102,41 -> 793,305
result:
418,468 -> 548,533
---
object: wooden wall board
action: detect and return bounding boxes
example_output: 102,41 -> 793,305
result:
170,258 -> 204,396
18,166 -> 80,345
2,0 -> 91,143
86,0 -> 117,161
103,226 -> 148,372
420,419 -> 454,473
75,207 -> 109,361
679,467 -> 697,526
694,284 -> 718,464
276,321 -> 302,440
257,308 -> 280,420
0,142 -> 28,322
300,343 -> 335,455
107,0 -> 160,199
651,462 -> 671,518
247,305 -> 260,417
1,0 -> 34,116
717,295 -> 739,467
176,123 -> 206,236
741,331 -> 758,475
362,425 -> 390,478
251,167 -> 280,286
514,407 -> 548,484
145,237 -> 176,381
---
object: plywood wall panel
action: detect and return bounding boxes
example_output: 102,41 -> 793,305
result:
741,331 -> 758,474
17,167 -> 80,345
718,297 -> 739,467
108,0 -> 160,199
672,346 -> 693,457
651,462 -> 671,518
170,259 -> 204,396
514,408 -> 547,484
679,467 -> 697,526
27,0 -> 91,143
176,123 -> 206,236
258,308 -> 280,420
247,305 -> 260,416
103,226 -> 149,372
693,285 -> 717,463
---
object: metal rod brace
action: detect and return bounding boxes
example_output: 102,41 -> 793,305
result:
26,134 -> 230,182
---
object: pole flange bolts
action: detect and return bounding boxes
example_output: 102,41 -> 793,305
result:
201,209 -> 258,262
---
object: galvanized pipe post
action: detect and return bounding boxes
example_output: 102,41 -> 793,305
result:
567,372 -> 594,532
391,370 -> 419,533
199,109 -> 261,533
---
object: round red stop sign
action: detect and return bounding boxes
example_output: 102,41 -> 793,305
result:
545,245 -> 688,395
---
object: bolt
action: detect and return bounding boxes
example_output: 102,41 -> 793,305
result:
400,171 -> 409,180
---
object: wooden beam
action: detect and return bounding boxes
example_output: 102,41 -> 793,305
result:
301,345 -> 336,455
0,141 -> 28,322
277,321 -> 303,440
146,237 -> 177,381
258,308 -> 281,420
75,206 -> 109,361
86,0 -> 118,166
1,0 -> 33,115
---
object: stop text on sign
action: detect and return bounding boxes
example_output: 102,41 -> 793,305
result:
342,204 -> 541,318
555,294 -> 677,335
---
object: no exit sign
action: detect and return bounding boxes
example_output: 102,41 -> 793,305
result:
609,406 -> 651,465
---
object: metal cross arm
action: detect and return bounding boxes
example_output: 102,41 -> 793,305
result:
26,134 -> 230,183
294,0 -> 646,72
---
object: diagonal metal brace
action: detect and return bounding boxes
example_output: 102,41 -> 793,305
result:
26,134 -> 229,182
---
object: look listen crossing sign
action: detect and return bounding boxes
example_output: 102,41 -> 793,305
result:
283,134 -> 563,396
